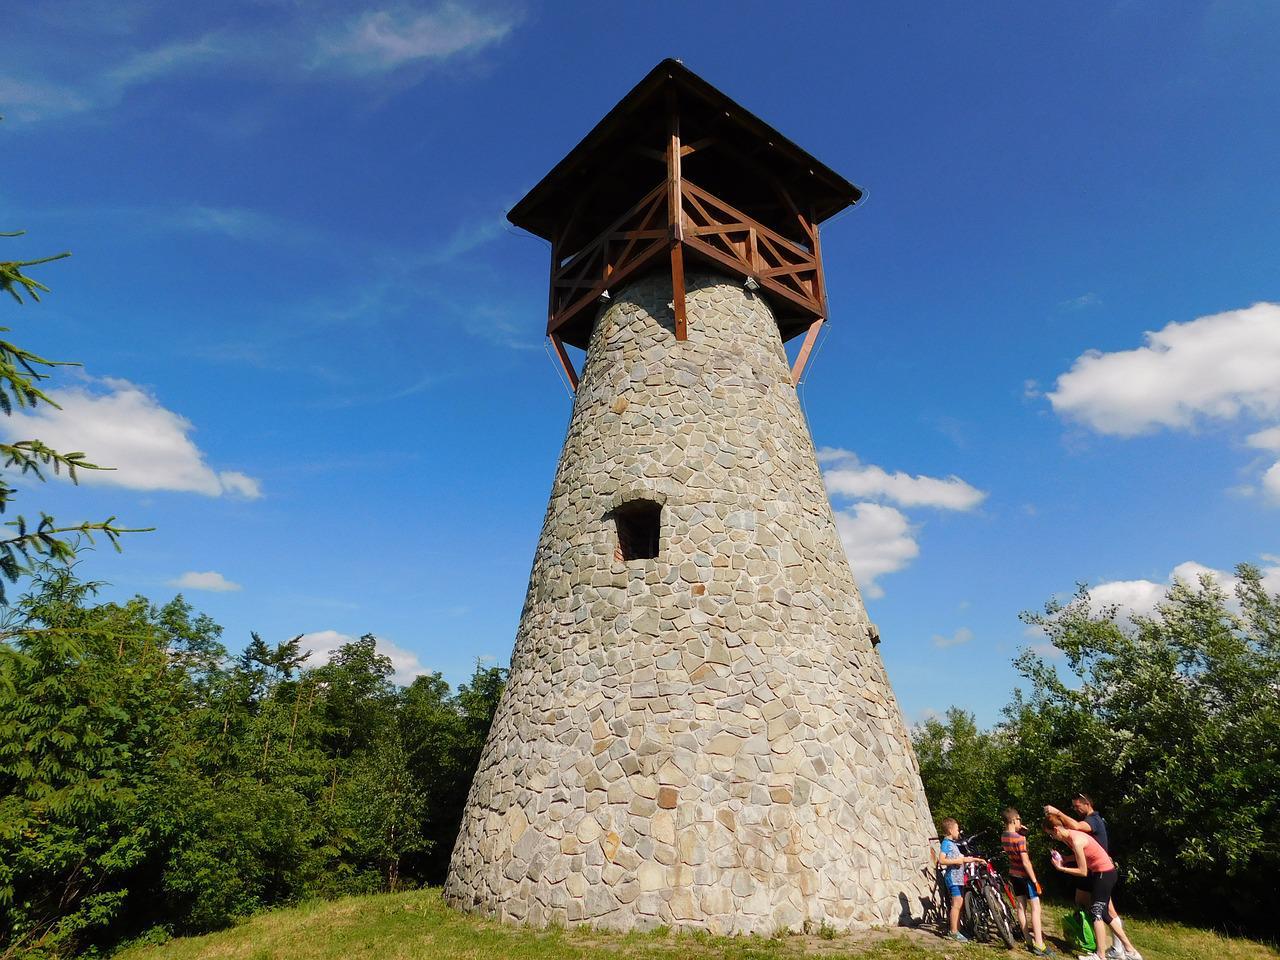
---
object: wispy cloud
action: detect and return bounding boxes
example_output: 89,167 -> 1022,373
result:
2,2 -> 523,123
932,627 -> 974,649
1,34 -> 227,122
169,570 -> 242,592
1059,292 -> 1101,311
314,4 -> 519,73
0,376 -> 262,498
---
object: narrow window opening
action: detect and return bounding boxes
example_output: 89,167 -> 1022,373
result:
613,500 -> 661,562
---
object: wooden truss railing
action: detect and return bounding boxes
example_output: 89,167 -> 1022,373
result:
679,179 -> 823,319
545,107 -> 828,392
547,182 -> 670,348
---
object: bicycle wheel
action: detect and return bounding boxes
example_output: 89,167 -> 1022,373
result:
963,888 -> 989,942
983,884 -> 1017,949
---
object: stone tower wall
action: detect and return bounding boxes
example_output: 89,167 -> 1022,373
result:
445,273 -> 935,933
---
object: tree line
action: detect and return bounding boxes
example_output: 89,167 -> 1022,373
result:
0,564 -> 506,958
913,565 -> 1279,938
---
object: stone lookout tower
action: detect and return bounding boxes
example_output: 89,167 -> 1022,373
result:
445,59 -> 935,933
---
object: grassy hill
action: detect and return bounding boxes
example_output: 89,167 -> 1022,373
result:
116,889 -> 1277,960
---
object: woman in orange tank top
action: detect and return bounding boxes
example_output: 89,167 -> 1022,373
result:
1044,818 -> 1142,960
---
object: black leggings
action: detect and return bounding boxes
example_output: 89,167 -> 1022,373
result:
1088,869 -> 1118,923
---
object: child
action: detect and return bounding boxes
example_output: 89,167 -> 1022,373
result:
1044,817 -> 1142,960
1002,808 -> 1049,955
937,817 -> 983,942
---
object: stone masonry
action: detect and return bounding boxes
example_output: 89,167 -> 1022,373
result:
444,272 -> 935,933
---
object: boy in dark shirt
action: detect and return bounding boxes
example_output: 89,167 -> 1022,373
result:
1001,808 -> 1048,955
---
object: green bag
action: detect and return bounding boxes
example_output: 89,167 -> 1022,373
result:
1062,909 -> 1097,953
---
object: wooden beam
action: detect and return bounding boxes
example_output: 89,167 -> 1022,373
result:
670,241 -> 687,341
790,318 -> 824,386
547,238 -> 668,337
550,332 -> 579,391
682,235 -> 822,316
666,87 -> 686,341
810,213 -> 827,312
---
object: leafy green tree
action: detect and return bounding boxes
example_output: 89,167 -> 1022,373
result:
1014,565 -> 1280,930
912,707 -> 1006,844
401,661 -> 506,882
0,566 -> 211,956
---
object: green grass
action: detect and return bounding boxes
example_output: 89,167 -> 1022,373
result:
114,889 -> 1278,960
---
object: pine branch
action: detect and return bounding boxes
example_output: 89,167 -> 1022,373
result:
0,231 -> 72,304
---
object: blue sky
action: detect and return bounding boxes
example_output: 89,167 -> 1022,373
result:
3,1 -> 1278,725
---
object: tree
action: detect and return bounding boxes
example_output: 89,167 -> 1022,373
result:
0,566 -> 209,956
0,230 -> 147,603
912,707 -> 1006,844
1013,565 -> 1280,931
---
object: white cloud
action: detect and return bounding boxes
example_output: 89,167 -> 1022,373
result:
1261,462 -> 1280,504
820,448 -> 984,598
1246,426 -> 1280,452
819,448 -> 986,511
0,377 -> 261,498
296,630 -> 428,686
1048,302 -> 1280,436
833,503 -> 919,599
1090,557 -> 1280,620
314,4 -> 519,73
169,570 -> 241,592
931,627 -> 973,649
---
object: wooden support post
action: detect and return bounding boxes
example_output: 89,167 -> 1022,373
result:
667,88 -> 687,341
670,242 -> 687,340
790,318 -> 824,386
550,333 -> 579,391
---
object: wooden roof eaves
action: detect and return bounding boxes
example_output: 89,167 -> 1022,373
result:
507,59 -> 862,240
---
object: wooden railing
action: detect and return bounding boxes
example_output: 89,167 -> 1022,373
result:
545,165 -> 828,392
679,179 -> 823,317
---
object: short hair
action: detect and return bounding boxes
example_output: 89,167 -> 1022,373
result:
1073,792 -> 1094,807
941,817 -> 958,831
1002,807 -> 1020,824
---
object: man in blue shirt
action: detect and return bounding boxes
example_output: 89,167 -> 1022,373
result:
937,817 -> 984,942
1047,795 -> 1140,959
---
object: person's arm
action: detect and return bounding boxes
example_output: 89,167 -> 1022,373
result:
1046,808 -> 1089,833
937,844 -> 981,866
1020,848 -> 1039,888
1054,835 -> 1088,877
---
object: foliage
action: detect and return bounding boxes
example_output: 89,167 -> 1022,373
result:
0,231 -> 150,604
0,568 -> 507,958
914,564 -> 1280,936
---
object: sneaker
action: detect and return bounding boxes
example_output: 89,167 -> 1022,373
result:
1106,947 -> 1125,960
1077,954 -> 1103,960
1125,952 -> 1143,960
1030,946 -> 1051,957
950,932 -> 969,942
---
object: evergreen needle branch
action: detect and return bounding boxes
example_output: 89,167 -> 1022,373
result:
1,249 -> 72,304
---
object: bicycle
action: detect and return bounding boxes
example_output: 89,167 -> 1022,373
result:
930,832 -> 1021,948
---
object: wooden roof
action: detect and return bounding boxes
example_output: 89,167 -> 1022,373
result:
507,59 -> 862,245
